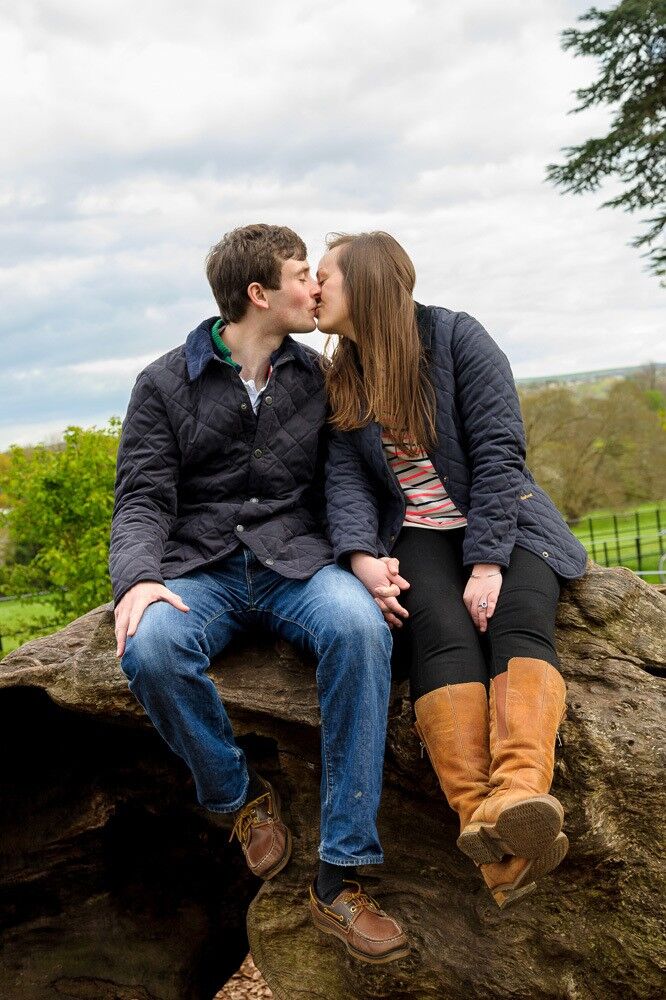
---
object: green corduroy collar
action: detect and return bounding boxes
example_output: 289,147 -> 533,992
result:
211,319 -> 242,372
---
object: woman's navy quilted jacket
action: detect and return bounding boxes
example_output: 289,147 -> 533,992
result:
325,305 -> 588,579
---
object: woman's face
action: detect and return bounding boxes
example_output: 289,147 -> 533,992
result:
315,246 -> 356,341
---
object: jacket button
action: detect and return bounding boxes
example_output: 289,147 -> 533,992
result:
542,551 -> 549,558
253,448 -> 263,458
240,402 -> 248,411
390,533 -> 396,542
265,558 -> 274,566
249,497 -> 259,504
236,524 -> 244,533
264,396 -> 273,406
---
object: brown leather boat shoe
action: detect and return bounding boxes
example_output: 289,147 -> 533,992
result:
229,778 -> 292,879
309,880 -> 410,964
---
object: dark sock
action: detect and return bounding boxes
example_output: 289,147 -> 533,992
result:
316,860 -> 356,904
244,767 -> 265,805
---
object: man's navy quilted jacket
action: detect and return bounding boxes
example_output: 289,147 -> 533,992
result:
109,318 -> 334,605
325,305 -> 588,579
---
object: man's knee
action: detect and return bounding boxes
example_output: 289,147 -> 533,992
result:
326,592 -> 391,651
121,600 -> 199,683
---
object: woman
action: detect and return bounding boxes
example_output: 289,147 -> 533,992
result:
318,231 -> 588,908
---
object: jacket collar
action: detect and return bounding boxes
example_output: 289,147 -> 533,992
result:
415,301 -> 434,351
185,317 -> 314,382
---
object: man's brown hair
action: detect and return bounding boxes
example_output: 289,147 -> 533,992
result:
205,223 -> 307,322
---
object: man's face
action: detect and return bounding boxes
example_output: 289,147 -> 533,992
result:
264,257 -> 320,333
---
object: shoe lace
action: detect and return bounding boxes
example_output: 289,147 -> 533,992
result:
229,790 -> 271,847
342,880 -> 381,915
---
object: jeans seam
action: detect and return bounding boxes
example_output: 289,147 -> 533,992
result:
318,851 -> 384,865
200,605 -> 234,631
244,547 -> 255,608
253,607 -> 322,656
319,710 -> 333,809
205,774 -> 249,814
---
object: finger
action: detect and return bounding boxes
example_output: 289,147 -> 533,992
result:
374,596 -> 402,629
467,599 -> 479,629
382,563 -> 410,590
385,557 -> 400,576
127,605 -> 145,639
382,609 -> 404,628
485,596 -> 498,620
477,601 -> 489,633
374,583 -> 401,598
165,592 -> 190,612
382,595 -> 409,618
115,615 -> 129,658
374,598 -> 398,629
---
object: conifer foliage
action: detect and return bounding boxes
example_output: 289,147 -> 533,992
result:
547,1 -> 666,277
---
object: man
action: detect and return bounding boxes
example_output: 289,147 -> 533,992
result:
110,224 -> 409,964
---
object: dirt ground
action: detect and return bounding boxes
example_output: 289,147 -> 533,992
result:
215,954 -> 273,1000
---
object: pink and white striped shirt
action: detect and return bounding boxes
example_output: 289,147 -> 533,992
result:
381,432 -> 467,531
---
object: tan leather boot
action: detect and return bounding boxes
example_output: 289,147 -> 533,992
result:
457,658 -> 567,865
480,832 -> 569,909
414,680 -> 561,908
413,681 -> 491,833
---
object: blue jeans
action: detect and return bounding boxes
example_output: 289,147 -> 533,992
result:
121,546 -> 392,865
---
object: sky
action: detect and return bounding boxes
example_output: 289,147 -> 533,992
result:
1,0 -> 664,449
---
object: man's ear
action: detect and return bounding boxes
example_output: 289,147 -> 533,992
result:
247,281 -> 269,310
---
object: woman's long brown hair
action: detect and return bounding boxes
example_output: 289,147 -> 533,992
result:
324,231 -> 436,456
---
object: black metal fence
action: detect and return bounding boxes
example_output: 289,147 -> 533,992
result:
568,505 -> 666,581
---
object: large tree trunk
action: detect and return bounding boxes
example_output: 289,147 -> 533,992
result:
0,564 -> 664,999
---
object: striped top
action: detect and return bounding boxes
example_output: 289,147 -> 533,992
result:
381,431 -> 467,531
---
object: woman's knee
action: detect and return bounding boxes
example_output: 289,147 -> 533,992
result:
492,585 -> 558,636
487,585 -> 559,674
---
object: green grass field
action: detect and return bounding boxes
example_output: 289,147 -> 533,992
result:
570,502 -> 666,580
0,597 -> 64,657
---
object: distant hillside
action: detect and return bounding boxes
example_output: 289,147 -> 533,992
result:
516,362 -> 666,390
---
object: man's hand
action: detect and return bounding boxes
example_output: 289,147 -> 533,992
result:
350,553 -> 410,629
114,581 -> 189,657
463,564 -> 503,633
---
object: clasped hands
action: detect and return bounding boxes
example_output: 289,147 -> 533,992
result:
350,552 -> 411,629
350,553 -> 502,633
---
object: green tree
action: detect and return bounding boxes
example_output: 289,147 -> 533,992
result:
520,379 -> 666,519
0,421 -> 121,623
547,0 -> 666,277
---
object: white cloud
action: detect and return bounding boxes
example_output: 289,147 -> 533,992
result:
1,0 -> 663,443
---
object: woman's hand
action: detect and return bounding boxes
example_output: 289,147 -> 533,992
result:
350,552 -> 410,629
463,564 -> 503,633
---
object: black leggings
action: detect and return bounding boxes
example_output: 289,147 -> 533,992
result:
390,528 -> 561,702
